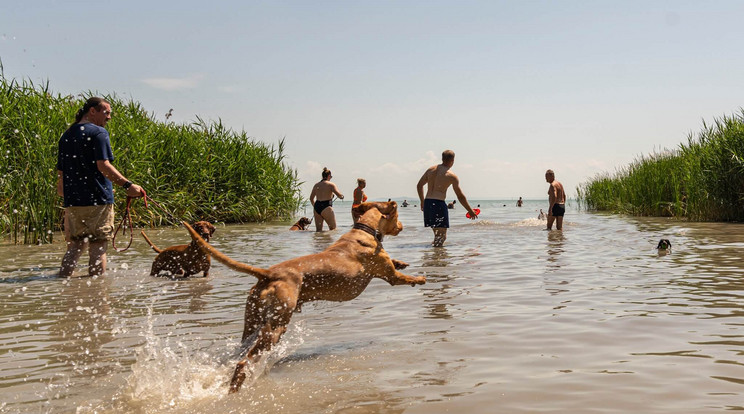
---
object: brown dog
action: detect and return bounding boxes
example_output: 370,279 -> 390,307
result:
289,217 -> 311,231
182,201 -> 425,393
142,221 -> 216,278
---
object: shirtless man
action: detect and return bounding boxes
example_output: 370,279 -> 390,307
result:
309,167 -> 344,231
416,150 -> 477,247
545,169 -> 566,230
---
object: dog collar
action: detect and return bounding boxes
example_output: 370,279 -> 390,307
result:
353,222 -> 383,242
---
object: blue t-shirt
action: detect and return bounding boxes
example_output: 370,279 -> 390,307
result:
56,123 -> 115,207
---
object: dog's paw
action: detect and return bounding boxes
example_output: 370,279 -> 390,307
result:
392,259 -> 409,270
410,276 -> 426,286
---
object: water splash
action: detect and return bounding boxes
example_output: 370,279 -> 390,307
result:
470,218 -> 546,227
512,218 -> 547,227
123,303 -> 307,411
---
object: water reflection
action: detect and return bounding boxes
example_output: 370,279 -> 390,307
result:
190,279 -> 214,312
420,247 -> 452,269
418,248 -> 455,320
167,278 -> 214,313
545,231 -> 566,272
311,231 -> 336,253
421,286 -> 455,320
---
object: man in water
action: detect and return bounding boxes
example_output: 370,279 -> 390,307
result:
517,197 -> 523,207
57,97 -> 145,277
416,150 -> 477,246
545,169 -> 566,230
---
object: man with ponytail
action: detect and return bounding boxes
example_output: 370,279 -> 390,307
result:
56,97 -> 145,277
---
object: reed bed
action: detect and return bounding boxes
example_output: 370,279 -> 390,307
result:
0,74 -> 302,244
577,110 -> 744,221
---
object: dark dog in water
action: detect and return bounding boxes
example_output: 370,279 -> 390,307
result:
656,239 -> 672,250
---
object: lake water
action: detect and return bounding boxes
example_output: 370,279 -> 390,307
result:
2,199 -> 744,413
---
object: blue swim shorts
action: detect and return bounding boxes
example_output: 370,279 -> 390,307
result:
423,199 -> 449,228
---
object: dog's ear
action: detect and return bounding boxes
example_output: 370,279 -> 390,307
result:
377,205 -> 402,236
209,223 -> 216,236
355,201 -> 399,217
352,202 -> 374,215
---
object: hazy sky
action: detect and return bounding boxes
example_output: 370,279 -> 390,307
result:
3,1 -> 743,200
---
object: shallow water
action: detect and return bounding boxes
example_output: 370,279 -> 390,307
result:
2,199 -> 744,413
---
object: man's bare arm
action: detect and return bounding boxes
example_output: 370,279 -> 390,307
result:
547,184 -> 556,216
452,178 -> 477,219
96,160 -> 144,197
416,172 -> 427,211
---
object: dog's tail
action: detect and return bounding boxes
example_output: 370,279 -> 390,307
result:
182,221 -> 270,280
140,231 -> 163,254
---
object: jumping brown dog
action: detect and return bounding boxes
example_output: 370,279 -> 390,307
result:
142,221 -> 216,278
289,217 -> 312,231
182,201 -> 425,393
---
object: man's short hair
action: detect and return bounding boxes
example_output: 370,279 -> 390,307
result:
442,150 -> 455,162
546,169 -> 555,175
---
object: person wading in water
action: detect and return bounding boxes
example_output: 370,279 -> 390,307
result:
309,167 -> 344,231
416,150 -> 477,247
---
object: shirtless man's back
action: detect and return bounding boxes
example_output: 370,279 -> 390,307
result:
416,150 -> 477,246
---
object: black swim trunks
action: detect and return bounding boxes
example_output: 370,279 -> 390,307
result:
314,199 -> 332,215
423,199 -> 449,228
551,203 -> 565,217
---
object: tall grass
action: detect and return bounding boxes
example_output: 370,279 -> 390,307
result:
577,110 -> 744,221
0,73 -> 303,244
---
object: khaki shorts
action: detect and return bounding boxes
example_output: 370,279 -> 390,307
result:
65,204 -> 115,242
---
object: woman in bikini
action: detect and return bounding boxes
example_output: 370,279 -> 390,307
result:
309,167 -> 344,231
351,178 -> 367,223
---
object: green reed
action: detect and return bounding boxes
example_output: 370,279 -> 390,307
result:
0,73 -> 303,244
577,110 -> 744,221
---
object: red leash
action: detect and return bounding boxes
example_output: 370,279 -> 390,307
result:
112,192 -> 184,252
112,195 -> 140,252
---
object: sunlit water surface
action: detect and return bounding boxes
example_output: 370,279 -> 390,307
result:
2,200 -> 744,413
